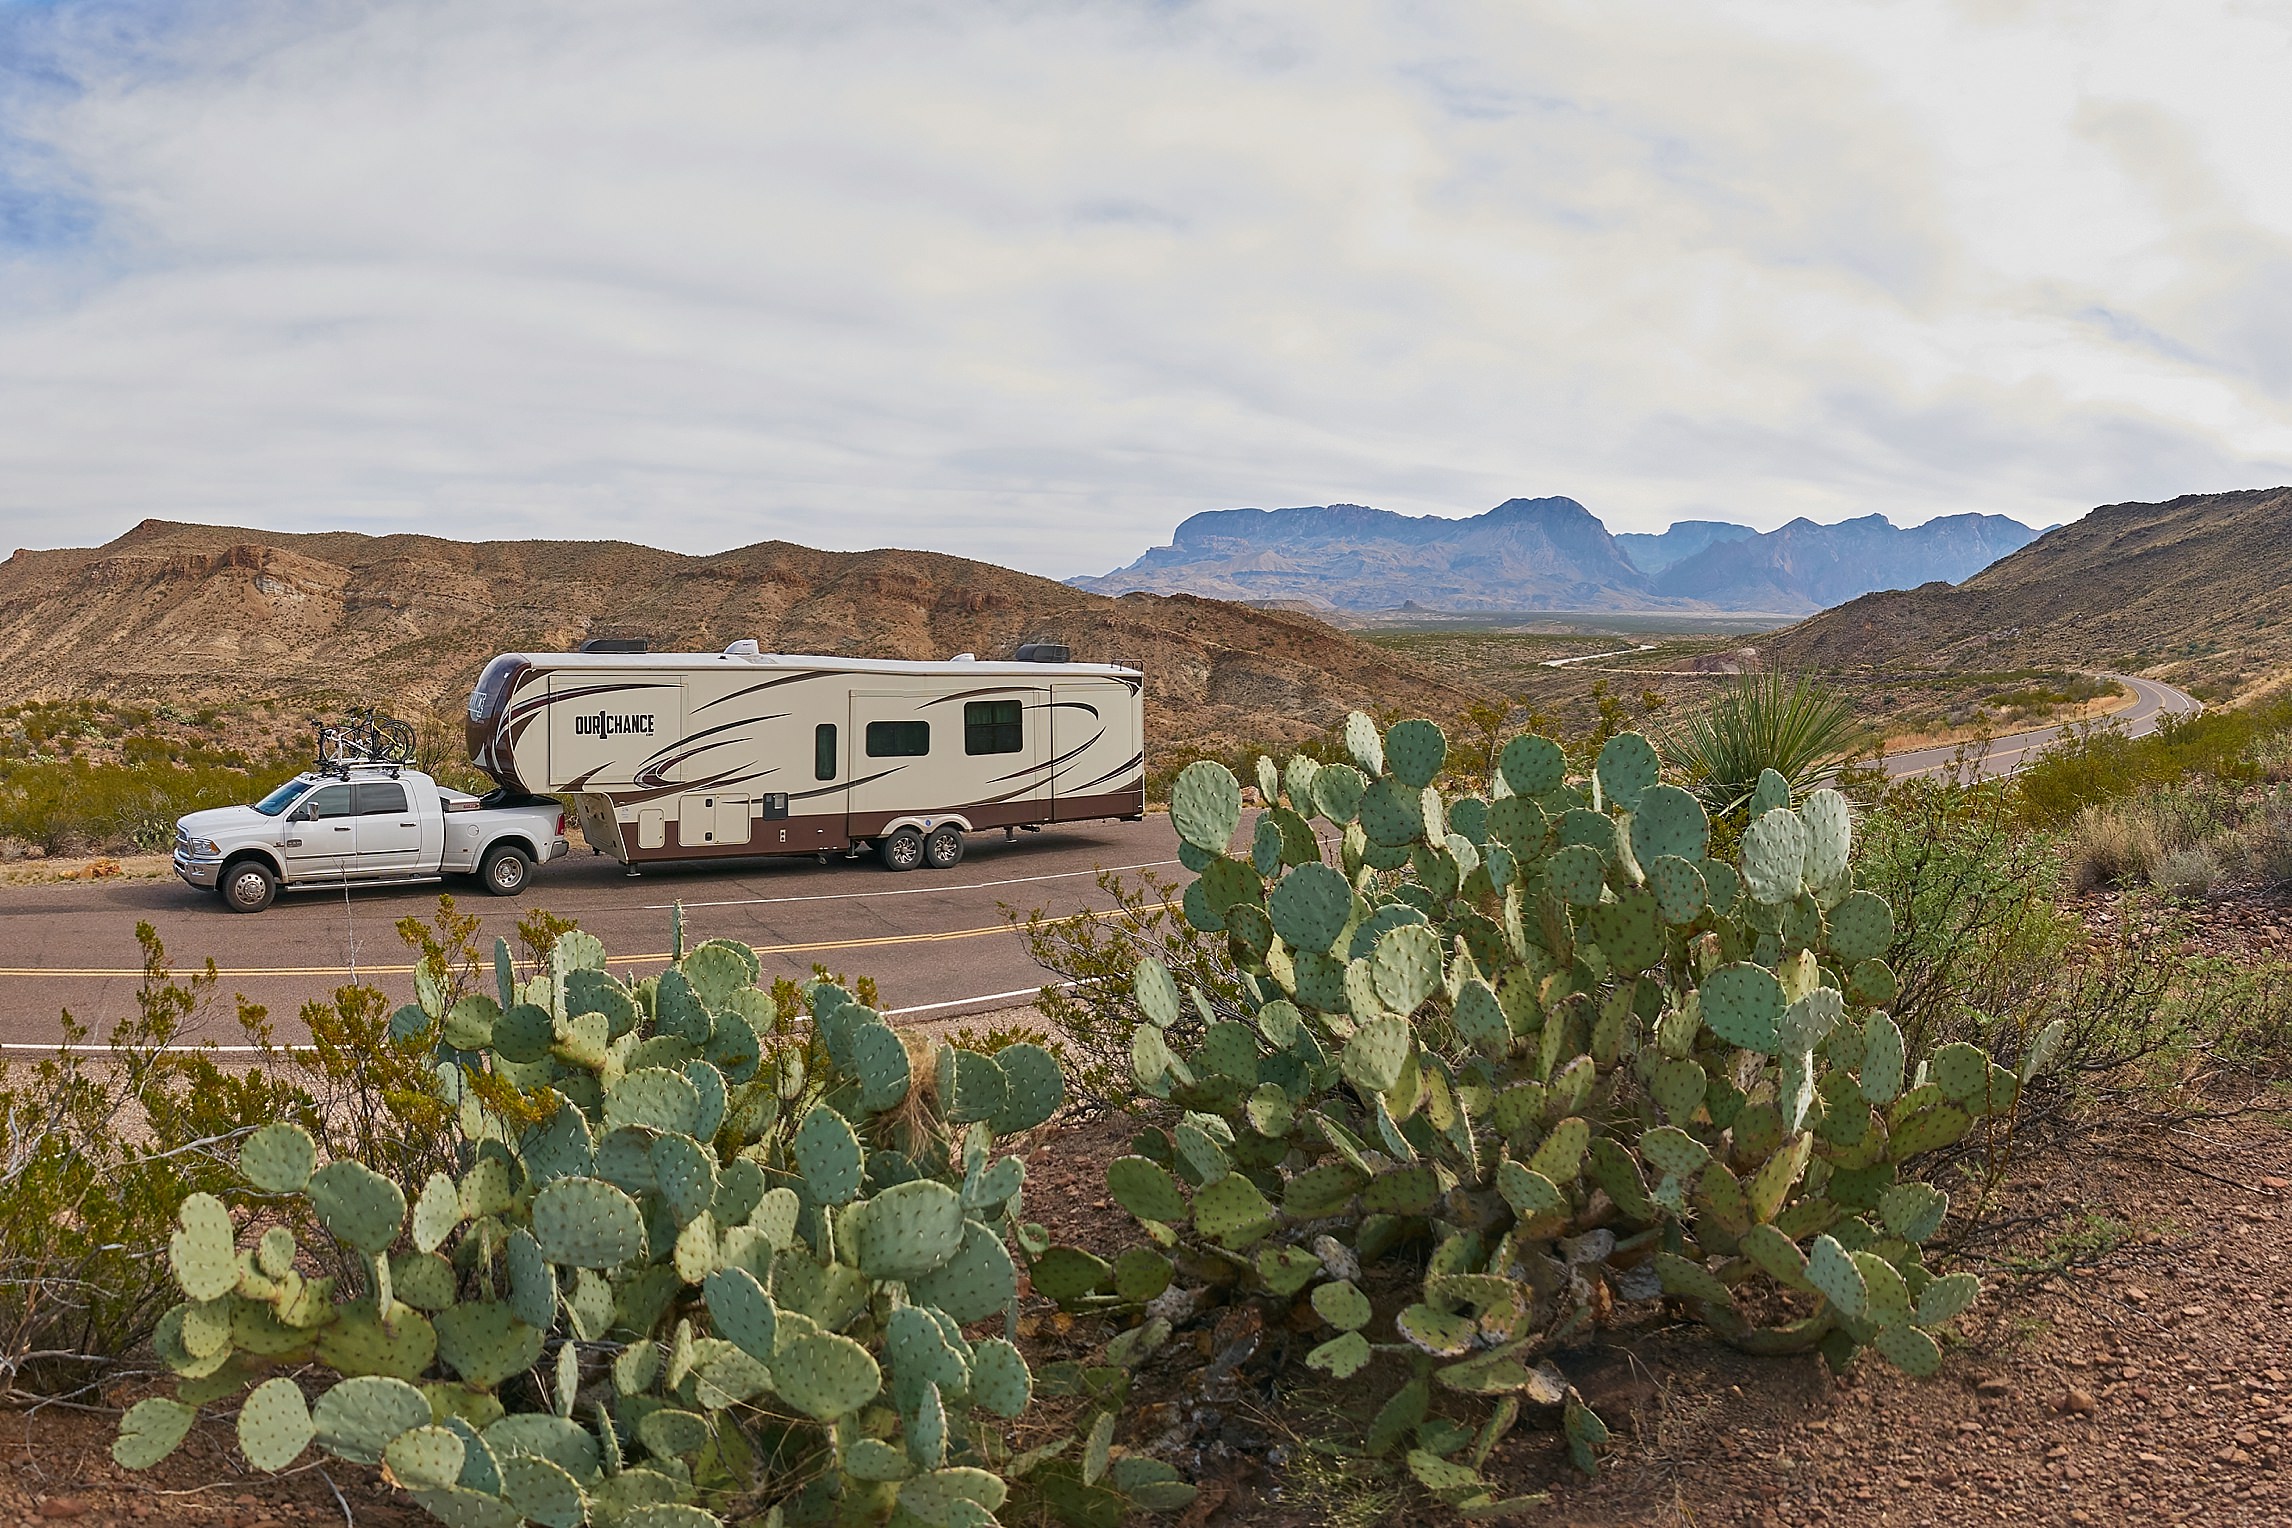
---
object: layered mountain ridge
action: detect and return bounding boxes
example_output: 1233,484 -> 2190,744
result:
1072,498 -> 2040,615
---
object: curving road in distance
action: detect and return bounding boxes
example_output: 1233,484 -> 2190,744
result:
1882,672 -> 2200,782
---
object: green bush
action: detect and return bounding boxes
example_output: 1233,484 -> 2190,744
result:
1663,669 -> 1860,824
1030,716 -> 2047,1507
2016,697 -> 2292,828
113,911 -> 1194,1528
0,927 -> 300,1399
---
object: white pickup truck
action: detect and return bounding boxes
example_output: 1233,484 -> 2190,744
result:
172,764 -> 570,913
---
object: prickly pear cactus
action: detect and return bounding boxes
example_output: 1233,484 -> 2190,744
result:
117,914 -> 1190,1528
1046,715 -> 2050,1502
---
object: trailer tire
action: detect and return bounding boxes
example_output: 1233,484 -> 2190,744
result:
877,829 -> 924,872
222,858 -> 277,914
923,825 -> 964,870
480,844 -> 531,896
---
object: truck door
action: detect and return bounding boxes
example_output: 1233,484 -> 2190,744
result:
351,779 -> 423,876
281,782 -> 356,881
848,694 -> 936,834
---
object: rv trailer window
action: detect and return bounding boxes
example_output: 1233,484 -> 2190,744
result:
865,721 -> 930,758
815,723 -> 837,781
964,700 -> 1024,755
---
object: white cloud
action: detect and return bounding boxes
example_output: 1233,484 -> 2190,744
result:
0,0 -> 2288,576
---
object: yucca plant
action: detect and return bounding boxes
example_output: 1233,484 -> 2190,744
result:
1666,670 -> 1860,824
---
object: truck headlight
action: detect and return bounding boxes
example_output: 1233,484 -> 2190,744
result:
194,838 -> 221,856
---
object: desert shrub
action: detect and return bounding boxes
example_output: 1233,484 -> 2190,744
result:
2016,696 -> 2292,827
2239,798 -> 2292,887
2153,846 -> 2220,900
1663,668 -> 1860,823
113,912 -> 1194,1528
1008,867 -> 1251,1114
1029,715 -> 2040,1507
0,927 -> 300,1399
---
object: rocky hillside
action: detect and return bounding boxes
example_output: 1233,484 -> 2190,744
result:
0,521 -> 1488,765
1075,499 -> 2037,615
1766,487 -> 2292,698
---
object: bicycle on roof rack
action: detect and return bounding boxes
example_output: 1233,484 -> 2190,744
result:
313,706 -> 418,777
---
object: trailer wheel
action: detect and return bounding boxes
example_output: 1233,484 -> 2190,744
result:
222,859 -> 276,914
480,844 -> 532,896
877,829 -> 924,872
924,825 -> 964,870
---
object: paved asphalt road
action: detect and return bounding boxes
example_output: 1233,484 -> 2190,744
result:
0,818 -> 1187,1049
1882,672 -> 2201,781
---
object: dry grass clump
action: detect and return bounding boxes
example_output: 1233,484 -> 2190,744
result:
2066,804 -> 2164,893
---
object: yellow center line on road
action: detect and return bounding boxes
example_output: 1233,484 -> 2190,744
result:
0,904 -> 1152,980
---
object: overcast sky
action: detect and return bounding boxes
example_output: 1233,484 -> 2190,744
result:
2,1 -> 2288,578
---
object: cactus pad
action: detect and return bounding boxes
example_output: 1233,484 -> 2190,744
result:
1107,1156 -> 1188,1223
1586,887 -> 1664,972
114,1397 -> 197,1470
1594,732 -> 1659,810
1370,924 -> 1440,1015
772,1330 -> 882,1421
1311,1280 -> 1373,1331
649,1133 -> 719,1228
987,1042 -> 1063,1134
849,1022 -> 913,1113
169,1193 -> 239,1301
680,944 -> 750,1010
1190,1172 -> 1276,1248
1799,789 -> 1851,887
1927,1042 -> 1990,1103
492,1003 -> 556,1065
1859,1011 -> 1906,1104
934,1047 -> 1008,1127
1824,890 -> 1894,964
239,1122 -> 318,1194
851,1179 -> 966,1280
1872,1320 -> 1942,1377
1804,1234 -> 1867,1320
531,1178 -> 645,1269
384,1425 -> 466,1491
1383,720 -> 1448,789
312,1375 -> 432,1464
234,1377 -> 313,1472
908,1219 -> 1018,1323
1627,783 -> 1708,865
1647,855 -> 1708,926
791,1105 -> 864,1204
1740,806 -> 1808,906
968,1337 -> 1032,1419
605,1068 -> 703,1137
1701,962 -> 1785,1054
1341,1016 -> 1411,1094
435,1301 -> 546,1391
1498,734 -> 1566,797
1268,862 -> 1351,956
308,1162 -> 407,1256
1547,843 -> 1606,907
1172,760 -> 1243,851
1357,777 -> 1424,847
498,1454 -> 586,1528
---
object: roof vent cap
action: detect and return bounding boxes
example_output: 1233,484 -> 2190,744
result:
951,651 -> 977,662
725,639 -> 761,657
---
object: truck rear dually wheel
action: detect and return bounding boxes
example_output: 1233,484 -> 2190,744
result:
877,829 -> 924,872
222,860 -> 276,913
480,845 -> 531,896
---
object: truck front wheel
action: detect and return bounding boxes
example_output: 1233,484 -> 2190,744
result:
480,845 -> 531,896
222,859 -> 277,914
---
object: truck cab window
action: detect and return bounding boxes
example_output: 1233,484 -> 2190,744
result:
354,782 -> 410,816
297,785 -> 353,820
864,721 -> 930,758
963,700 -> 1024,755
815,723 -> 838,781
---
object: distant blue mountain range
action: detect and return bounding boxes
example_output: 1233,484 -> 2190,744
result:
1070,497 -> 2040,615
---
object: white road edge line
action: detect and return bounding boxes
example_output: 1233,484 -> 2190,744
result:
0,982 -> 1080,1052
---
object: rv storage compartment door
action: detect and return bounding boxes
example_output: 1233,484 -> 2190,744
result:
678,794 -> 753,849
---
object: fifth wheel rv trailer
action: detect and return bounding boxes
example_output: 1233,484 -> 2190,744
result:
465,642 -> 1146,871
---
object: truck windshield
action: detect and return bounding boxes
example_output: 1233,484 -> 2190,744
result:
252,780 -> 310,817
